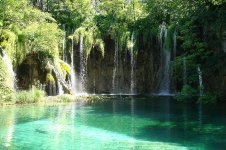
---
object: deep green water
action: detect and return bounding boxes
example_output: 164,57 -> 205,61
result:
0,96 -> 226,150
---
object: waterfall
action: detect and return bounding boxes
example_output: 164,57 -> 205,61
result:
93,49 -> 96,94
159,23 -> 171,95
130,32 -> 135,94
93,79 -> 96,94
62,25 -> 67,62
71,36 -> 77,93
223,31 -> 226,52
112,37 -> 119,93
173,30 -> 177,59
57,81 -> 64,95
197,66 -> 203,96
79,34 -> 87,93
183,57 -> 187,85
37,0 -> 40,6
2,50 -> 16,89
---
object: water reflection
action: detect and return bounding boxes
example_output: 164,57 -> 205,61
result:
0,97 -> 226,149
130,97 -> 135,149
4,107 -> 16,147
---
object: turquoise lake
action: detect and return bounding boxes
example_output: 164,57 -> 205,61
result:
1,96 -> 226,150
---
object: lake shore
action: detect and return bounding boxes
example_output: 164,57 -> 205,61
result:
0,94 -> 113,107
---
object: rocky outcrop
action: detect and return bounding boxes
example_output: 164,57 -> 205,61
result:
47,62 -> 72,94
17,55 -> 72,95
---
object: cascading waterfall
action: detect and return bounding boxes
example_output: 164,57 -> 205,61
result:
183,57 -> 187,86
112,37 -> 119,93
71,36 -> 77,93
93,79 -> 96,94
130,32 -> 135,94
159,23 -> 171,95
93,49 -> 96,94
79,34 -> 87,93
197,66 -> 204,96
2,50 -> 16,89
173,30 -> 177,59
57,81 -> 64,95
36,0 -> 40,6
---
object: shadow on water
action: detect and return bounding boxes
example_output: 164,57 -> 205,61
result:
80,96 -> 226,149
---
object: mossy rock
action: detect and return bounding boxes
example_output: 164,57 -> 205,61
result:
59,60 -> 71,75
46,73 -> 55,83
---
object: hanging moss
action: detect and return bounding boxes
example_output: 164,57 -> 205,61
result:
46,73 -> 55,84
73,26 -> 105,58
0,30 -> 17,63
95,39 -> 105,57
59,60 -> 71,75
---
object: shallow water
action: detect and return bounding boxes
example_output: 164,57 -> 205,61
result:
0,96 -> 226,150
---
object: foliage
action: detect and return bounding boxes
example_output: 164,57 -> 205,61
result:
0,0 -> 225,100
59,59 -> 71,75
57,94 -> 73,103
46,73 -> 55,84
175,85 -> 197,102
73,26 -> 105,57
15,87 -> 46,104
22,22 -> 63,58
198,92 -> 223,104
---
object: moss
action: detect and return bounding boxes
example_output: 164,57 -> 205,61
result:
59,60 -> 71,75
0,30 -> 17,64
46,73 -> 55,83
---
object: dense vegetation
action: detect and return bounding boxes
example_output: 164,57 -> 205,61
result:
0,0 -> 225,103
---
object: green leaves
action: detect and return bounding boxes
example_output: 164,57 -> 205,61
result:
22,22 -> 63,58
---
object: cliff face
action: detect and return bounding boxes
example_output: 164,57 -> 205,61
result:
15,30 -> 226,96
84,35 -> 162,94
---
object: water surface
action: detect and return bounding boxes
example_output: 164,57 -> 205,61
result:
0,96 -> 226,150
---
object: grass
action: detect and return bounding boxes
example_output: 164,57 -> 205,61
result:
0,88 -> 113,107
15,87 -> 46,104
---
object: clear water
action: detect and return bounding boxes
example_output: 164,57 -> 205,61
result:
1,97 -> 226,150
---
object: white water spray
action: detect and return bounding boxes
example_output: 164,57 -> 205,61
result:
79,34 -> 87,93
130,32 -> 135,94
112,37 -> 119,93
159,23 -> 171,95
71,36 -> 77,93
2,51 -> 16,89
197,66 -> 203,96
58,81 -> 64,95
173,30 -> 177,59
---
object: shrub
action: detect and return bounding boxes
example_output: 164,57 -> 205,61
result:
57,94 -> 73,103
15,87 -> 46,104
176,85 -> 197,102
198,92 -> 222,104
